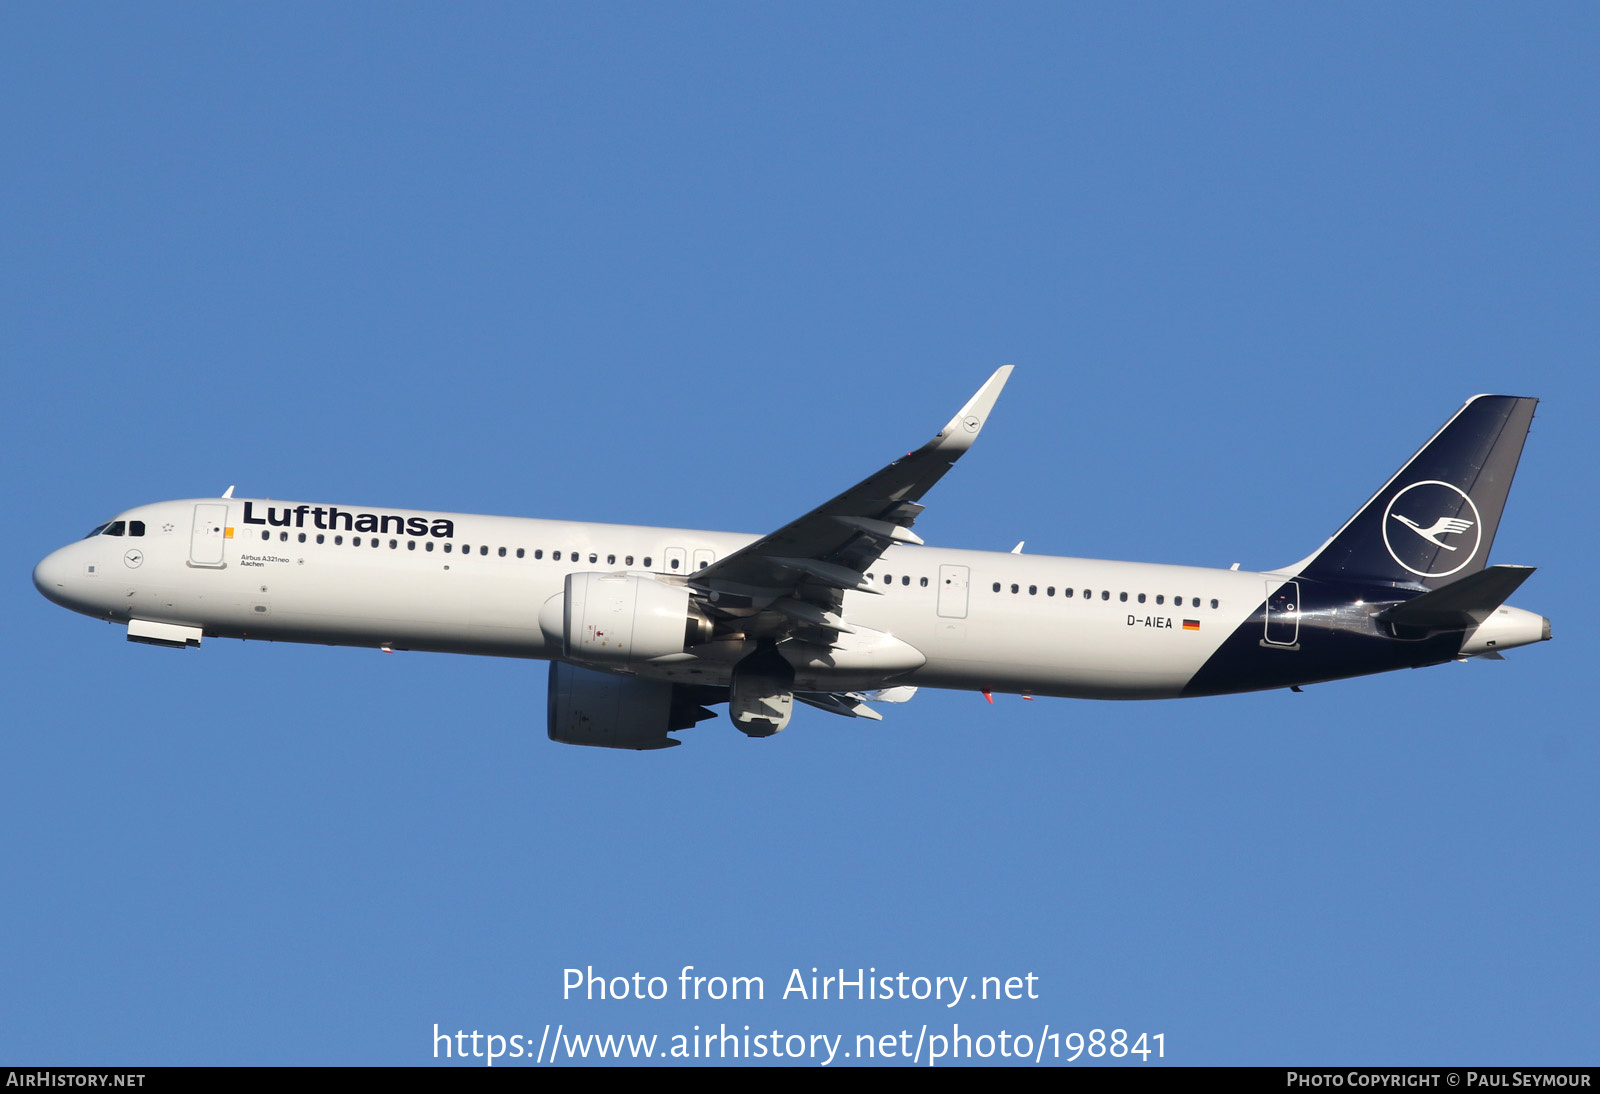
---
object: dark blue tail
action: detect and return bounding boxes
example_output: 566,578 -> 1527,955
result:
1296,396 -> 1537,590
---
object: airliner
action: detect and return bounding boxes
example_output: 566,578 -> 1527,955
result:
33,369 -> 1549,749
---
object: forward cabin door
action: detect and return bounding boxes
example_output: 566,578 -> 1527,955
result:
190,504 -> 228,568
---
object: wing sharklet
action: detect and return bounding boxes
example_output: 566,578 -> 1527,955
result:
929,365 -> 1014,454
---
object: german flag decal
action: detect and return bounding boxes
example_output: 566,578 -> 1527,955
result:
1183,619 -> 1200,631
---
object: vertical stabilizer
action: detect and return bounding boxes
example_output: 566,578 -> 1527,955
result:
1294,395 -> 1537,590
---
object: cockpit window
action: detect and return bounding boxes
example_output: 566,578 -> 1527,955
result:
85,519 -> 142,538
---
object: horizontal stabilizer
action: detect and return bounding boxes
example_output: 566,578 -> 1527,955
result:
1376,564 -> 1536,629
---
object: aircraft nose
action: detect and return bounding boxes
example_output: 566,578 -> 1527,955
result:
33,546 -> 76,608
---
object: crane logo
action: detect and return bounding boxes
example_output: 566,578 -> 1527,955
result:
1382,480 -> 1482,578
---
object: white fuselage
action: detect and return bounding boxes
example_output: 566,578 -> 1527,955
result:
33,386 -> 1553,748
35,496 -> 1274,700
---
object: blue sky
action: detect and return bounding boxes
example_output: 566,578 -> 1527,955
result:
3,5 -> 1595,1066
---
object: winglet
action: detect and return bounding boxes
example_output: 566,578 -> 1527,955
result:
929,365 -> 1013,453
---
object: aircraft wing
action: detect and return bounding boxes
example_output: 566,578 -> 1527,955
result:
690,366 -> 1012,627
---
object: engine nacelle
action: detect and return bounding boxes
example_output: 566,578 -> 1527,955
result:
547,662 -> 716,750
1459,605 -> 1551,656
538,572 -> 713,664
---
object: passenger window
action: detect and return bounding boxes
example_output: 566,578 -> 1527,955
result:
644,557 -> 653,568
920,577 -> 928,587
1029,585 -> 1037,595
335,535 -> 344,545
1156,595 -> 1164,605
607,554 -> 616,565
625,555 -> 634,566
129,521 -> 145,537
444,543 -> 453,554
498,547 -> 506,557
516,548 -> 524,558
1082,589 -> 1091,599
1137,593 -> 1145,604
588,553 -> 597,563
902,575 -> 910,586
884,574 -> 893,585
281,532 -> 289,542
480,545 -> 488,556
1192,597 -> 1200,608
1063,587 -> 1073,598
993,583 -> 1002,593
1101,590 -> 1109,601
671,558 -> 680,570
425,541 -> 434,552
1210,599 -> 1218,609
317,534 -> 325,544
408,541 -> 416,551
371,538 -> 380,548
389,539 -> 397,549
261,531 -> 270,541
534,549 -> 543,559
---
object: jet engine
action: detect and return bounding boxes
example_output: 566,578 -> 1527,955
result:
547,661 -> 719,750
538,572 -> 714,664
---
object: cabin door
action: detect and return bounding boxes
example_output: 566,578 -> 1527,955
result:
1264,580 -> 1300,647
190,504 -> 228,568
937,565 -> 970,619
